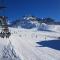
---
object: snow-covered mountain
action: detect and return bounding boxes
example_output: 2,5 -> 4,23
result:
11,16 -> 40,29
10,15 -> 50,32
10,16 -> 60,32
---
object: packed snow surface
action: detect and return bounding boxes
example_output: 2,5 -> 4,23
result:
0,27 -> 60,60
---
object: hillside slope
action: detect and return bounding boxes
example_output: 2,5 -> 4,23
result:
0,27 -> 60,60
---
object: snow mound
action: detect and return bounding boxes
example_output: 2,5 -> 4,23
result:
38,23 -> 48,31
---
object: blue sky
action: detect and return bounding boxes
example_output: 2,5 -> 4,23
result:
0,0 -> 60,21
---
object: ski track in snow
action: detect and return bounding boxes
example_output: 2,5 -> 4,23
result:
0,27 -> 60,60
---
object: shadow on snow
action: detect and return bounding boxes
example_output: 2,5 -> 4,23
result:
36,40 -> 60,51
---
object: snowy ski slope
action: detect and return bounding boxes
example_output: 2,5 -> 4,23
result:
0,27 -> 60,60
